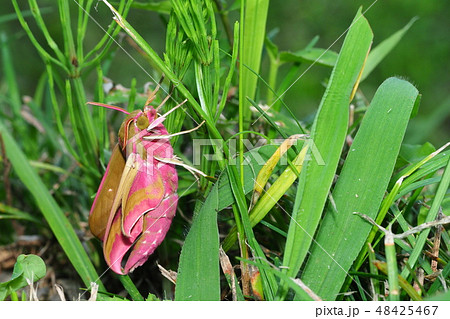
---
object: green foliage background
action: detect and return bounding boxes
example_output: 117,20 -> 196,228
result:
1,0 -> 449,301
1,0 -> 449,144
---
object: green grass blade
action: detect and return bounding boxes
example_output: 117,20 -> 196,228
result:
279,48 -> 338,67
217,145 -> 279,212
175,144 -> 280,300
45,63 -> 83,165
175,180 -> 220,300
0,120 -> 105,291
373,261 -> 422,301
11,0 -> 68,72
117,274 -> 145,301
239,0 -> 269,123
216,22 -> 239,120
221,145 -> 308,251
385,235 -> 400,301
226,165 -> 278,300
301,78 -> 419,300
279,8 -> 373,299
0,203 -> 43,224
0,33 -> 21,119
27,0 -> 68,68
129,1 -> 172,14
400,153 -> 450,279
58,0 -> 76,65
351,143 -> 449,276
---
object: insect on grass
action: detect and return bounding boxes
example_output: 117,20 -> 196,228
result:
88,82 -> 187,275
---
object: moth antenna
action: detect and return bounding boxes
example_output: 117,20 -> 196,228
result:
145,75 -> 165,106
155,93 -> 172,112
155,84 -> 177,112
87,102 -> 130,115
145,99 -> 188,131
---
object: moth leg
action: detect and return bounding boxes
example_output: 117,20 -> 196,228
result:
144,120 -> 205,140
156,97 -> 187,115
154,156 -> 213,183
144,76 -> 165,106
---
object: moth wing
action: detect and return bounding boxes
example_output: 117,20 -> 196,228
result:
89,144 -> 125,240
120,157 -> 166,237
102,207 -> 139,274
103,156 -> 167,274
124,194 -> 178,273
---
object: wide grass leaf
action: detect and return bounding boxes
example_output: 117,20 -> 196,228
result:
175,181 -> 220,300
279,9 -> 373,298
301,77 -> 419,300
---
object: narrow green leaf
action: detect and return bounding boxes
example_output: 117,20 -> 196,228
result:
279,48 -> 338,67
171,0 -> 212,64
279,8 -> 373,299
216,22 -> 239,120
222,145 -> 309,252
129,1 -> 172,14
28,0 -> 68,68
400,152 -> 450,279
217,145 -> 279,211
385,237 -> 400,301
301,78 -> 419,300
373,261 -> 422,301
240,0 -> 269,122
0,203 -> 43,224
117,274 -> 144,301
226,164 -> 278,300
11,0 -> 68,72
0,121 -> 105,292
